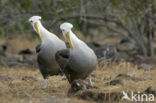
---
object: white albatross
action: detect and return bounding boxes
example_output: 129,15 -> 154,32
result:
29,16 -> 66,88
55,22 -> 97,86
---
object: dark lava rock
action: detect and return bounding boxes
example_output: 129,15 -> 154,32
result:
95,44 -> 118,59
68,80 -> 88,94
138,64 -> 152,71
87,42 -> 120,62
87,42 -> 101,50
0,42 -> 9,56
0,56 -> 8,66
143,86 -> 156,96
117,38 -> 136,52
19,48 -> 33,55
105,78 -> 123,86
68,80 -> 97,95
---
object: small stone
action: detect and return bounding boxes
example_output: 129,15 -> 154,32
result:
19,48 -> 33,55
105,79 -> 123,86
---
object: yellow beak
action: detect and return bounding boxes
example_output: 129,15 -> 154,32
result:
34,22 -> 42,40
66,32 -> 74,50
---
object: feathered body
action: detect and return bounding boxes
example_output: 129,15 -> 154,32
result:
56,29 -> 97,83
36,21 -> 66,79
29,16 -> 66,82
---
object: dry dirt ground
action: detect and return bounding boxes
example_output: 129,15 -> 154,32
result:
0,35 -> 156,103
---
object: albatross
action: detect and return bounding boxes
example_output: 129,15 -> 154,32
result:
55,22 -> 97,86
29,16 -> 66,88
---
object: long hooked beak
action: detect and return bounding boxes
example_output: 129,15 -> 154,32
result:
66,32 -> 74,50
34,22 -> 42,40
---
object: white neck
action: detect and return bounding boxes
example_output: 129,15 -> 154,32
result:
70,31 -> 86,49
37,21 -> 58,42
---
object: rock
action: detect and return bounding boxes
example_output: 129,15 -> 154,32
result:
42,97 -> 68,103
138,64 -> 152,71
0,47 -> 5,56
117,38 -> 136,52
68,80 -> 88,94
143,86 -> 156,96
0,41 -> 10,56
118,51 -> 130,61
116,38 -> 139,61
68,80 -> 97,95
22,76 -> 37,81
95,44 -> 118,60
105,79 -> 123,86
20,55 -> 38,68
87,42 -> 120,62
87,42 -> 101,50
7,61 -> 24,68
19,48 -> 33,55
0,55 -> 8,66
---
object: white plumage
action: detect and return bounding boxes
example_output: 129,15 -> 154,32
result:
29,16 -> 66,88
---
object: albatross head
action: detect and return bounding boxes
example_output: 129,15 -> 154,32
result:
29,16 -> 42,39
60,22 -> 74,50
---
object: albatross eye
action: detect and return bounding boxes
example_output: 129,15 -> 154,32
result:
30,20 -> 33,23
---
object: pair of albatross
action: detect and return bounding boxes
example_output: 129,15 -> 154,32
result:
29,16 -> 97,88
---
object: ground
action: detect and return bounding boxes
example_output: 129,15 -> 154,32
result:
0,35 -> 156,103
0,63 -> 156,103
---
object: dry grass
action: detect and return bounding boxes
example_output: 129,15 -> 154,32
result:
0,63 -> 155,103
0,35 -> 156,103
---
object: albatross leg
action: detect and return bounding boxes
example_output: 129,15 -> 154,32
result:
60,75 -> 66,80
87,78 -> 93,87
43,79 -> 47,88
